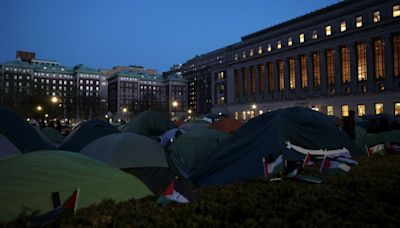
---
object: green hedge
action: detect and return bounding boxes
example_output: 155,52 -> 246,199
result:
3,155 -> 400,227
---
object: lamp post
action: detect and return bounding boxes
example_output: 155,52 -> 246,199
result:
171,100 -> 178,118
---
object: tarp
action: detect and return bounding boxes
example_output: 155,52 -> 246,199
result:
40,127 -> 65,144
122,111 -> 174,137
0,107 -> 57,152
208,117 -> 242,133
0,133 -> 21,158
179,122 -> 210,131
59,118 -> 119,152
169,128 -> 230,176
0,150 -> 152,222
80,132 -> 169,169
191,107 -> 362,186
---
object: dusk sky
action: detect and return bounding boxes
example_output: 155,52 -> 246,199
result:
0,0 -> 341,72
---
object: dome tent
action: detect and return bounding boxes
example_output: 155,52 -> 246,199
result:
0,107 -> 56,153
80,132 -> 177,195
191,107 -> 362,186
0,133 -> 21,158
122,111 -> 175,138
59,118 -> 119,152
40,127 -> 65,144
0,150 -> 152,222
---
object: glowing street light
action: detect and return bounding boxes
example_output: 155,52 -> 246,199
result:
36,105 -> 43,111
251,104 -> 257,109
188,109 -> 192,114
122,108 -> 127,113
45,114 -> 49,118
172,101 -> 178,107
51,96 -> 58,104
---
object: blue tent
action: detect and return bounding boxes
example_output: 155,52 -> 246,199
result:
0,107 -> 56,153
59,118 -> 119,152
190,107 -> 362,186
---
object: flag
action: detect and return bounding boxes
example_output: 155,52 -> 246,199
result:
302,153 -> 313,168
366,144 -> 385,157
262,157 -> 268,177
27,188 -> 79,226
157,181 -> 189,205
267,154 -> 284,177
333,156 -> 358,165
320,156 -> 351,176
388,142 -> 400,154
286,168 -> 298,178
288,175 -> 323,184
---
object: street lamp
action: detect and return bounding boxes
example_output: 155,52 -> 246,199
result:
172,101 -> 178,108
51,96 -> 58,104
251,104 -> 257,110
36,105 -> 43,111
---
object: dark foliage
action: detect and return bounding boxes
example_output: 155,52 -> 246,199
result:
2,155 -> 400,227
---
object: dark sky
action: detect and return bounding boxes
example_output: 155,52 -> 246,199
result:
0,0 -> 341,72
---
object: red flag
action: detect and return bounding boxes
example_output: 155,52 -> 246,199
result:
62,189 -> 80,212
162,181 -> 175,196
302,153 -> 311,168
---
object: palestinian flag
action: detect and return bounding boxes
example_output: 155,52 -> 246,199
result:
156,181 -> 189,204
366,144 -> 385,157
333,156 -> 358,165
320,156 -> 351,176
266,154 -> 284,177
302,153 -> 314,168
388,142 -> 400,154
27,188 -> 79,226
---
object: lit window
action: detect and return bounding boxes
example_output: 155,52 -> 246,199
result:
242,111 -> 247,121
234,112 -> 239,120
373,11 -> 381,23
288,37 -> 293,46
325,25 -> 332,36
394,5 -> 400,17
277,40 -> 282,49
342,105 -> 349,117
250,111 -> 255,119
258,46 -> 263,54
250,49 -> 254,57
299,33 -> 305,43
242,51 -> 246,59
312,30 -> 318,40
356,16 -> 363,28
327,105 -> 334,116
267,44 -> 272,52
395,103 -> 400,116
357,104 -> 366,116
340,21 -> 347,32
234,53 -> 238,61
375,103 -> 384,114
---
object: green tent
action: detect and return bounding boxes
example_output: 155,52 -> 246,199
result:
169,128 -> 230,176
122,111 -> 175,137
80,133 -> 175,195
0,150 -> 152,222
40,127 -> 65,144
355,130 -> 400,152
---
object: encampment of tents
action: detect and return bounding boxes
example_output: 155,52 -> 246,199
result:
0,107 -> 56,153
59,118 -> 119,152
208,117 -> 242,133
190,107 -> 362,186
40,127 -> 65,144
122,111 -> 174,138
355,130 -> 400,152
80,132 -> 176,195
0,150 -> 152,222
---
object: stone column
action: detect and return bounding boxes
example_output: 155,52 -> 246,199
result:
263,63 -> 269,98
384,35 -> 394,90
295,56 -> 302,97
334,47 -> 342,95
273,61 -> 279,99
366,39 -> 375,92
320,49 -> 328,96
350,44 -> 358,94
306,53 -> 314,97
284,59 -> 290,98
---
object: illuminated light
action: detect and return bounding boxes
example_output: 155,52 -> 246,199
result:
36,106 -> 43,111
172,101 -> 178,107
122,108 -> 127,113
45,114 -> 49,118
251,104 -> 257,109
26,118 -> 31,122
51,96 -> 58,103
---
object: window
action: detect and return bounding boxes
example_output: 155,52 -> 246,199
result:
313,53 -> 321,87
327,105 -> 334,116
393,35 -> 400,77
267,43 -> 272,52
288,37 -> 293,47
250,111 -> 255,119
341,47 -> 351,83
242,111 -> 247,121
250,49 -> 254,57
258,65 -> 265,93
342,105 -> 349,117
356,16 -> 363,28
357,43 -> 368,81
357,104 -> 366,117
373,11 -> 381,23
278,61 -> 285,91
250,66 -> 256,94
235,69 -> 240,97
375,103 -> 384,114
234,112 -> 239,120
289,58 -> 295,90
300,56 -> 308,88
234,53 -> 238,61
268,62 -> 274,92
258,46 -> 263,55
242,68 -> 248,95
395,103 -> 400,116
277,40 -> 282,49
340,21 -> 347,32
325,25 -> 332,36
394,5 -> 400,17
299,33 -> 305,43
374,39 -> 385,79
242,51 -> 246,59
312,30 -> 318,40
326,49 -> 335,85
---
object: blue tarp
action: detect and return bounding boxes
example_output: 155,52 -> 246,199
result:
190,107 -> 362,186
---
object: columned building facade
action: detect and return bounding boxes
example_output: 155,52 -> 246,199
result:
210,0 -> 400,120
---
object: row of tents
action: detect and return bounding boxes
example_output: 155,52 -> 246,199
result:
1,107 -> 399,222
